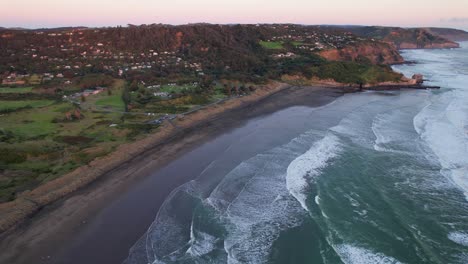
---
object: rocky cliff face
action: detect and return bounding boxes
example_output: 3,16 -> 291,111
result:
318,41 -> 404,65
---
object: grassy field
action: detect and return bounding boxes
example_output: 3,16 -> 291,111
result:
84,80 -> 126,112
0,98 -> 131,202
0,79 -> 145,202
0,87 -> 33,93
1,111 -> 58,138
95,95 -> 125,111
0,100 -> 55,112
260,41 -> 284,49
0,77 -> 235,202
292,41 -> 304,46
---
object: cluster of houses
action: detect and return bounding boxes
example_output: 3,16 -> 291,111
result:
273,52 -> 296,59
265,25 -> 362,51
148,113 -> 177,125
1,72 -> 70,86
1,73 -> 26,85
145,82 -> 199,98
1,25 -> 363,84
2,28 -> 206,78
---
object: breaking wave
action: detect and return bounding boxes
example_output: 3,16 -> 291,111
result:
125,43 -> 468,264
286,133 -> 341,211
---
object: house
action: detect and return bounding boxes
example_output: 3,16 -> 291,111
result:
2,77 -> 26,86
154,92 -> 170,98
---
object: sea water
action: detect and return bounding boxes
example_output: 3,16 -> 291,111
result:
125,42 -> 468,264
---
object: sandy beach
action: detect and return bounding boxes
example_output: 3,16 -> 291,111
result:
0,84 -> 343,264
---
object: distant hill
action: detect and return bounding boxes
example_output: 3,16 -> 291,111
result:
330,26 -> 460,49
323,26 -> 461,49
0,26 -> 89,32
32,26 -> 89,32
422,27 -> 468,42
0,23 -> 404,73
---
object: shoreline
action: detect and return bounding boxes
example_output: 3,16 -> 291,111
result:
0,80 -> 437,264
0,81 -> 290,234
0,83 -> 344,264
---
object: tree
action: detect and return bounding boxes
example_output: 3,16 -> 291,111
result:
239,83 -> 247,93
233,83 -> 239,95
74,109 -> 82,119
122,82 -> 132,112
223,83 -> 231,96
129,80 -> 139,91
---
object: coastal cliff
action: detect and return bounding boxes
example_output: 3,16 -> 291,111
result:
318,42 -> 404,64
332,26 -> 462,50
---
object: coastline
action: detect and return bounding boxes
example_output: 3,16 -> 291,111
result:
0,83 -> 344,264
0,81 -> 290,234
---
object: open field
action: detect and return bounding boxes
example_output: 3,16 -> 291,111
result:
0,80 -> 137,202
260,40 -> 284,49
0,78 -> 237,202
95,95 -> 126,111
0,100 -> 55,112
0,87 -> 33,93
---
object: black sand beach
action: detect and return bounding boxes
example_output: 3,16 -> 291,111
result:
0,86 -> 341,264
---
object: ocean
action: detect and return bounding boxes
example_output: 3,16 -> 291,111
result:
125,42 -> 468,264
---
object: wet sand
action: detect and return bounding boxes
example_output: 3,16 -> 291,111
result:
0,86 -> 342,264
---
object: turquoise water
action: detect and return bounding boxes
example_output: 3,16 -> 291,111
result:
125,43 -> 468,264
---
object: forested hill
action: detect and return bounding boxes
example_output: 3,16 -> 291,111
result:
1,24 -> 404,85
328,26 -> 463,49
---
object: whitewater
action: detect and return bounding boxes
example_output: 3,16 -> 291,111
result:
125,42 -> 468,264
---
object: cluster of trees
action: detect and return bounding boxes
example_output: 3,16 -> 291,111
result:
311,61 -> 402,84
76,74 -> 114,89
221,81 -> 255,96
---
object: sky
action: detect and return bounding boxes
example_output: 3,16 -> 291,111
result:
1,0 -> 467,30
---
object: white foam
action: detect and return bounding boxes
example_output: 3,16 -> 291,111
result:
448,232 -> 468,247
413,89 -> 468,200
371,110 -> 418,155
286,133 -> 341,211
186,228 -> 219,257
202,134 -> 320,264
335,244 -> 404,264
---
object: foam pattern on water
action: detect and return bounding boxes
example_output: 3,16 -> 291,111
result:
124,43 -> 468,264
335,244 -> 404,264
448,232 -> 468,247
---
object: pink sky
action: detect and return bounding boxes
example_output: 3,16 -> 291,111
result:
1,0 -> 467,30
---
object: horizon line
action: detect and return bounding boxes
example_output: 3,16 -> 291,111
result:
1,22 -> 467,31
